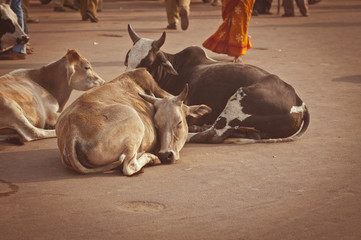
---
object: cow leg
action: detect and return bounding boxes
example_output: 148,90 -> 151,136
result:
233,126 -> 261,140
0,102 -> 56,142
188,124 -> 212,133
187,126 -> 236,144
122,152 -> 159,176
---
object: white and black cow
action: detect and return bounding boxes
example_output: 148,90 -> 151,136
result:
124,25 -> 310,141
0,3 -> 29,51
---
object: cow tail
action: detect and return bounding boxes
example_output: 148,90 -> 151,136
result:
292,105 -> 310,139
224,136 -> 295,144
224,106 -> 310,145
64,137 -> 125,174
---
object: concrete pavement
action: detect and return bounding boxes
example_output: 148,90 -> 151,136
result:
1,0 -> 361,239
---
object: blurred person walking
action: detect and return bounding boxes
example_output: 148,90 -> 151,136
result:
53,0 -> 78,12
164,0 -> 190,30
203,0 -> 255,63
282,0 -> 308,17
253,0 -> 272,15
80,0 -> 99,22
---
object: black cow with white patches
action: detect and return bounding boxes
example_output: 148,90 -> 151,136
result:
125,25 -> 310,142
187,77 -> 309,143
0,3 -> 29,51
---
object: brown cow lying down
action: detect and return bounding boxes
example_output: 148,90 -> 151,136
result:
0,50 -> 104,144
56,68 -> 211,176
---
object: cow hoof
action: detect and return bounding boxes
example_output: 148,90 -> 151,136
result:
6,136 -> 25,145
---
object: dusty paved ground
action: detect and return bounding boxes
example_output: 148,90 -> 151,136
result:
1,0 -> 361,239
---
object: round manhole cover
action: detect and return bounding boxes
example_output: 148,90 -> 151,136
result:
118,201 -> 165,213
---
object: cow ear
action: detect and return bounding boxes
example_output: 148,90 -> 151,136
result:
138,92 -> 161,105
66,49 -> 80,62
66,64 -> 75,86
162,61 -> 178,75
124,50 -> 130,66
158,52 -> 178,75
185,104 -> 212,119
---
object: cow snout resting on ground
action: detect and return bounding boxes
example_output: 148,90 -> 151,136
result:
125,25 -> 310,141
0,3 -> 29,51
56,69 -> 211,176
0,49 -> 104,144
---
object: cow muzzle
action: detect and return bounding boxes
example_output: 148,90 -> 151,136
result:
16,35 -> 29,45
158,151 -> 177,164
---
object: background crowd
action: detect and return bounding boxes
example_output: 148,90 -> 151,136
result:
0,0 -> 322,60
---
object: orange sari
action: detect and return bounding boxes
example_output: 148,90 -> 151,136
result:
203,0 -> 255,57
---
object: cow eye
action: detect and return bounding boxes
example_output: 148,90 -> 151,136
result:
177,120 -> 183,127
85,66 -> 90,70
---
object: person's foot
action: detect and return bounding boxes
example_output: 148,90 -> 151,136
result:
0,50 -> 26,60
211,0 -> 221,6
27,17 -> 40,23
233,56 -> 242,63
301,12 -> 309,16
282,13 -> 295,17
166,22 -> 177,30
86,10 -> 98,22
54,6 -> 66,12
179,8 -> 189,31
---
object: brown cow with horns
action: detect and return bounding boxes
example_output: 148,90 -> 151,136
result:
56,69 -> 211,175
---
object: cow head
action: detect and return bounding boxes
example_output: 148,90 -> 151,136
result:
139,85 -> 212,164
125,24 -> 178,75
65,49 -> 105,90
0,3 -> 29,51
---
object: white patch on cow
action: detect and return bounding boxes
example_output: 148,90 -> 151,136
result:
290,102 -> 306,114
215,125 -> 231,137
214,88 -> 251,136
0,4 -> 17,22
126,38 -> 153,70
0,4 -> 28,50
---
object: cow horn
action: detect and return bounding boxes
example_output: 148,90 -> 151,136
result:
128,24 -> 141,44
177,84 -> 188,102
152,31 -> 166,50
138,92 -> 160,104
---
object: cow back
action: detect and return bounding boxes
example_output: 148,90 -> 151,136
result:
57,69 -> 163,152
0,73 -> 58,128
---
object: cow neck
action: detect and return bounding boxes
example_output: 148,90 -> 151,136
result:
148,52 -> 181,95
147,52 -> 172,84
28,57 -> 72,112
